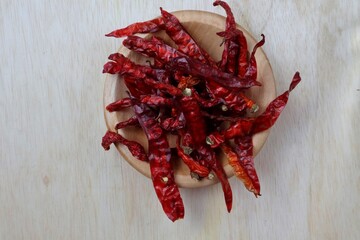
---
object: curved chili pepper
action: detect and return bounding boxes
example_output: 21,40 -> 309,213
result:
160,113 -> 186,132
140,95 -> 174,107
168,56 -> 261,90
233,137 -> 260,197
221,143 -> 260,196
132,99 -> 184,222
212,72 -> 302,141
197,146 -> 233,212
160,8 -> 216,67
214,1 -> 238,74
102,131 -> 148,162
143,78 -> 183,96
123,35 -> 184,63
245,34 -> 265,81
252,72 -> 301,133
105,17 -> 165,38
106,97 -> 132,112
176,137 -> 210,178
115,116 -> 139,130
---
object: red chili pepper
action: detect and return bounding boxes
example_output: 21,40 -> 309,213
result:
179,93 -> 207,148
160,8 -> 216,66
102,131 -> 148,162
222,140 -> 260,196
115,116 -> 139,130
214,0 -> 239,74
251,72 -> 301,133
123,35 -> 184,63
140,95 -> 174,107
106,97 -> 132,112
197,146 -> 233,212
132,99 -> 184,222
103,3 -> 301,221
168,56 -> 261,90
105,17 -> 165,38
160,113 -> 186,132
245,34 -> 265,81
176,137 -> 210,178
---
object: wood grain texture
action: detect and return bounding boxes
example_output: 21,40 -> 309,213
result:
0,0 -> 359,239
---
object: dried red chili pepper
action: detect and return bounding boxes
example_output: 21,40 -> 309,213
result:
105,17 -> 165,38
168,56 -> 261,90
221,141 -> 260,196
102,131 -> 148,162
245,34 -> 265,81
214,0 -> 239,74
115,116 -> 139,130
197,146 -> 233,212
160,113 -> 186,132
178,91 -> 207,148
140,95 -> 174,107
106,97 -> 132,112
160,8 -> 216,66
102,2 -> 301,221
123,35 -> 184,63
132,99 -> 184,222
233,137 -> 260,196
176,137 -> 210,178
251,72 -> 301,133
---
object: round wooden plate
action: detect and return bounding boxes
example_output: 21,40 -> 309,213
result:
103,10 -> 276,188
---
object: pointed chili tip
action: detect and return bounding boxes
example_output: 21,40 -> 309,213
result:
213,0 -> 221,7
255,81 -> 262,86
227,204 -> 232,213
261,33 -> 265,42
105,32 -> 115,37
289,72 -> 301,92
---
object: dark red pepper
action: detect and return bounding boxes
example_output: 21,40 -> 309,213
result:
167,56 -> 261,90
102,131 -> 148,162
132,99 -> 184,222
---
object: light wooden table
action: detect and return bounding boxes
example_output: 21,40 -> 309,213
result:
1,0 -> 359,239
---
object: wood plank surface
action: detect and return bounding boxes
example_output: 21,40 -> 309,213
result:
1,0 -> 359,239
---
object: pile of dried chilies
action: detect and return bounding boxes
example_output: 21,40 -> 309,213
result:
102,1 -> 301,222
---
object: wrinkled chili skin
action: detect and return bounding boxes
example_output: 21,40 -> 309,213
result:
214,0 -> 238,74
233,137 -> 260,196
105,17 -> 165,38
132,100 -> 184,222
179,95 -> 207,148
176,137 -> 210,177
221,143 -> 259,196
252,72 -> 301,133
115,116 -> 139,130
167,56 -> 261,90
101,131 -> 148,162
123,35 -> 184,63
245,34 -> 265,81
160,8 -> 216,66
197,145 -> 233,212
106,97 -> 132,112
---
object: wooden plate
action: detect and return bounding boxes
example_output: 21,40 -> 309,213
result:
103,10 -> 276,188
